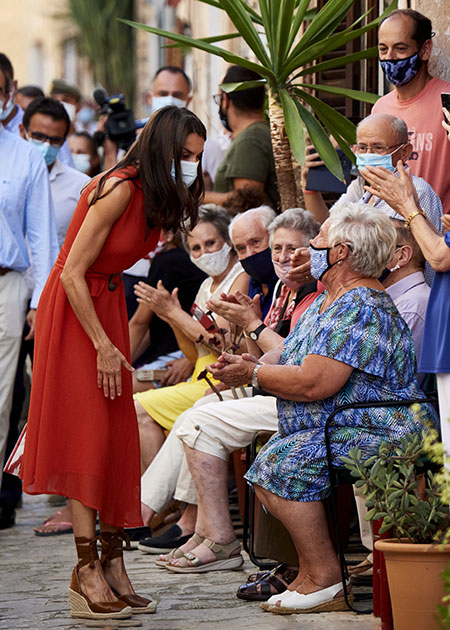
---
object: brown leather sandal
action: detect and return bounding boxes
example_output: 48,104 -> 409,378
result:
100,530 -> 157,614
68,536 -> 132,620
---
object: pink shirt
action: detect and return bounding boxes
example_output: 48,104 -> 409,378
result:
372,77 -> 450,213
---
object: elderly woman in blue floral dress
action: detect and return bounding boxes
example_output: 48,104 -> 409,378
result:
209,201 -> 437,615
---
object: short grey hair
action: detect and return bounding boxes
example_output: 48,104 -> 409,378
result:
182,203 -> 231,251
268,208 -> 319,247
228,205 -> 276,240
357,114 -> 408,145
328,202 -> 397,278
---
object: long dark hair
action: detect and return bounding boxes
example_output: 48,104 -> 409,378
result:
90,106 -> 206,232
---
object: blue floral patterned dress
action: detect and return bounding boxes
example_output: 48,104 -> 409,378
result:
245,287 -> 437,502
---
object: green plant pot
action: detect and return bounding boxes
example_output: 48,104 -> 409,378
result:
375,538 -> 450,630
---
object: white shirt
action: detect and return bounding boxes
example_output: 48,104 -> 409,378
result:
49,158 -> 90,247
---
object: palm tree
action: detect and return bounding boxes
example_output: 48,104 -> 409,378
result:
122,0 -> 396,210
69,0 -> 135,108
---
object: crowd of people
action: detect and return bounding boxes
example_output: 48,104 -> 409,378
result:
1,6 -> 450,622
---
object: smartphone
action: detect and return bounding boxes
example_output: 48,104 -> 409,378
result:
190,303 -> 218,332
136,368 -> 168,382
305,148 -> 352,194
441,93 -> 450,111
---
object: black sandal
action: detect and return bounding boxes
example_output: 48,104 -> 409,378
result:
236,563 -> 298,601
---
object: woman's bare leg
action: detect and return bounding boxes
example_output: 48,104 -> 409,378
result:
70,498 -> 118,603
254,486 -> 341,594
99,521 -> 135,596
135,400 -> 166,473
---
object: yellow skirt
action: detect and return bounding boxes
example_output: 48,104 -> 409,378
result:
134,354 -> 219,431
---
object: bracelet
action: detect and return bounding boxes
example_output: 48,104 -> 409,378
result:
302,188 -> 319,195
251,364 -> 263,388
405,210 -> 425,229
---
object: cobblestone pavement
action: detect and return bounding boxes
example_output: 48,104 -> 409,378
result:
0,495 -> 381,630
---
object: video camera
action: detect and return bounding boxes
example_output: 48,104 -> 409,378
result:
93,88 -> 136,151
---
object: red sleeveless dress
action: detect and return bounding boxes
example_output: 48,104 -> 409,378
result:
20,167 -> 160,527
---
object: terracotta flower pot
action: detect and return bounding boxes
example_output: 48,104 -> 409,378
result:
375,538 -> 450,630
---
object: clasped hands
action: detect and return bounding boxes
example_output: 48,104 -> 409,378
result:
208,352 -> 260,388
359,160 -> 420,219
134,279 -> 181,320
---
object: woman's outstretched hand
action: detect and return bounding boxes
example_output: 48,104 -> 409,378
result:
208,352 -> 259,387
360,160 -> 420,219
134,280 -> 181,320
97,343 -> 134,399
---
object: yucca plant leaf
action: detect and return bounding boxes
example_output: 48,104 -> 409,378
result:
257,0 -> 274,55
296,82 -> 379,104
220,80 -> 267,93
274,0 -> 297,73
295,101 -> 344,181
283,1 -> 397,80
289,0 -> 313,47
295,46 -> 378,78
294,88 -> 356,145
294,0 -> 355,50
119,19 -> 274,80
164,32 -> 241,48
279,89 -> 305,166
219,0 -> 272,67
198,0 -> 263,25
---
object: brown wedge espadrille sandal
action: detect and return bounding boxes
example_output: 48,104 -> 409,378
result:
100,530 -> 157,614
68,536 -> 132,620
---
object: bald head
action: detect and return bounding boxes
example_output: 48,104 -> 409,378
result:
229,206 -> 276,259
357,114 -> 408,145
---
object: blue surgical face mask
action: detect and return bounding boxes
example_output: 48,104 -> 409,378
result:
73,153 -> 91,173
379,53 -> 422,87
355,144 -> 404,173
152,95 -> 187,113
309,244 -> 338,281
171,159 -> 199,188
0,94 -> 15,121
28,137 -> 61,166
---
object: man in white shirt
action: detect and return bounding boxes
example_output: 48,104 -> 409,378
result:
20,97 -> 90,246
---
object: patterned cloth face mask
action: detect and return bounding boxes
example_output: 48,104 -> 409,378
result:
379,53 -> 422,87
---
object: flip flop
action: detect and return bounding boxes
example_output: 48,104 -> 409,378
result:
34,511 -> 73,537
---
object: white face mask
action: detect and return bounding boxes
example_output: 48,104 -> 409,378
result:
73,153 -> 91,173
152,95 -> 187,113
190,242 -> 232,277
62,101 -> 76,122
0,92 -> 15,121
171,159 -> 199,188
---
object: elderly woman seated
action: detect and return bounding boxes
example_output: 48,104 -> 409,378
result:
207,201 -> 437,615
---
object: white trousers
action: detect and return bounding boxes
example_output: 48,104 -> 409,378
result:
140,389 -> 278,512
0,272 -> 28,487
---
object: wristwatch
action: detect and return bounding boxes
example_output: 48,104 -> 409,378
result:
245,323 -> 266,341
251,364 -> 263,388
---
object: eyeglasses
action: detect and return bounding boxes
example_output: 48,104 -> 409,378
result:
212,94 -> 221,105
352,143 -> 403,155
26,131 -> 66,147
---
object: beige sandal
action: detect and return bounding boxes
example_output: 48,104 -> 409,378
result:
165,538 -> 243,573
154,533 -> 205,568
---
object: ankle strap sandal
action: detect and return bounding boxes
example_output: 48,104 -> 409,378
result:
100,530 -> 131,565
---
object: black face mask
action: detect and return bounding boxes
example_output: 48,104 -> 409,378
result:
240,247 -> 277,286
378,268 -> 392,283
218,95 -> 232,133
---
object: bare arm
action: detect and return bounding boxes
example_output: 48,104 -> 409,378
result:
60,178 -> 133,399
129,302 -> 153,363
361,162 -> 450,272
204,178 -> 265,205
300,145 -> 329,224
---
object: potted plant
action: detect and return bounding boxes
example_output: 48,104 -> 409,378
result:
342,420 -> 450,630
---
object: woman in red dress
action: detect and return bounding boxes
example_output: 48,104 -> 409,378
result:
20,106 -> 206,620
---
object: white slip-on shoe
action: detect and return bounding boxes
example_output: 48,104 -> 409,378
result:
260,588 -> 295,611
270,581 -> 353,614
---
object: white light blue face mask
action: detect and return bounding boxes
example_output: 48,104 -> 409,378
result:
355,144 -> 404,173
73,153 -> 91,173
152,95 -> 187,113
0,95 -> 15,121
27,137 -> 61,166
171,159 -> 199,188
